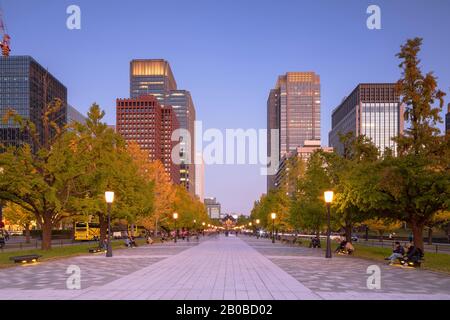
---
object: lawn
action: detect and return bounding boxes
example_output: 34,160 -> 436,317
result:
294,238 -> 450,274
0,238 -> 150,269
353,243 -> 450,274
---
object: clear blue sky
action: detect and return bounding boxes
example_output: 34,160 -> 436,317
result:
3,0 -> 450,215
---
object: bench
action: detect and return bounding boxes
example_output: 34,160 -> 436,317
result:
280,236 -> 300,245
9,254 -> 41,264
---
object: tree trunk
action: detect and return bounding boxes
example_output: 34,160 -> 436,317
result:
427,227 -> 433,245
41,216 -> 53,250
25,224 -> 31,244
411,221 -> 424,251
99,214 -> 108,243
344,224 -> 352,242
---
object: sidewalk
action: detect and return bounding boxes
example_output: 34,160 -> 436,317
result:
0,235 -> 318,300
0,235 -> 449,300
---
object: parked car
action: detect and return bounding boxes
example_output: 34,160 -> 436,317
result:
351,235 -> 359,242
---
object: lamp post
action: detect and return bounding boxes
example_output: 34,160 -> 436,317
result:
173,212 -> 178,243
105,191 -> 114,258
271,213 -> 276,243
324,191 -> 334,259
256,219 -> 260,238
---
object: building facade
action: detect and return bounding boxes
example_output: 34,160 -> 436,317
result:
204,197 -> 221,220
267,71 -> 321,191
67,105 -> 86,125
116,95 -> 180,183
329,83 -> 404,155
274,140 -> 333,191
0,56 -> 67,150
130,59 -> 196,194
161,105 -> 181,184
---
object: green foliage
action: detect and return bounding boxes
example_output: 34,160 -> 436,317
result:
252,38 -> 450,250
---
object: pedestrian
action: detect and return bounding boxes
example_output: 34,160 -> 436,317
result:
385,241 -> 405,264
0,230 -> 5,249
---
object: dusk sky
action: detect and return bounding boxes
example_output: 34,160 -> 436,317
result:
4,0 -> 450,215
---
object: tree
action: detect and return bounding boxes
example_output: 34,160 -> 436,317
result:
363,218 -> 402,241
3,202 -> 35,243
0,98 -> 87,249
352,38 -> 449,251
290,151 -> 330,235
424,211 -> 450,245
325,133 -> 379,242
69,104 -> 151,242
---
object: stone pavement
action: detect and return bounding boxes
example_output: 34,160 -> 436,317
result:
243,237 -> 450,300
0,235 -> 449,300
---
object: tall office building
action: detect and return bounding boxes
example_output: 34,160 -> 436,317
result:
195,152 -> 205,202
67,105 -> 86,125
329,83 -> 404,155
0,56 -> 67,150
266,72 -> 321,191
161,105 -> 181,183
130,59 -> 196,194
116,94 -> 180,183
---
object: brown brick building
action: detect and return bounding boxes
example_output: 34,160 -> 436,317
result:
116,94 -> 180,183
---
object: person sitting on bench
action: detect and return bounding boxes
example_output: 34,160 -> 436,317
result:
385,242 -> 405,264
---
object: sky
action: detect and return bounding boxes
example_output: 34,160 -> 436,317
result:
3,0 -> 450,215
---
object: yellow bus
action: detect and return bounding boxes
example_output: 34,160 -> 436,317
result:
74,222 -> 101,241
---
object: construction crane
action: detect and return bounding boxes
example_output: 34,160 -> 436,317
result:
0,9 -> 10,56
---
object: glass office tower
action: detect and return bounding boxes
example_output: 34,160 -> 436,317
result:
329,83 -> 404,155
130,59 -> 196,194
0,56 -> 67,150
266,72 -> 321,191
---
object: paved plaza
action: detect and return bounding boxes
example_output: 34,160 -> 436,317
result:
0,235 -> 449,300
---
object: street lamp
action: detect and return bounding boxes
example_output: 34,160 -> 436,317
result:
105,191 -> 114,258
255,219 -> 261,238
324,191 -> 334,259
173,212 -> 178,243
271,213 -> 276,243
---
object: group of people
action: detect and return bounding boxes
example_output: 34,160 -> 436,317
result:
386,242 -> 424,267
335,238 -> 355,255
124,235 -> 138,248
309,236 -> 321,248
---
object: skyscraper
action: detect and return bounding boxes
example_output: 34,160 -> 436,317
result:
67,105 -> 86,125
130,59 -> 196,194
266,72 -> 321,191
116,94 -> 180,183
329,83 -> 404,155
0,56 -> 67,150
